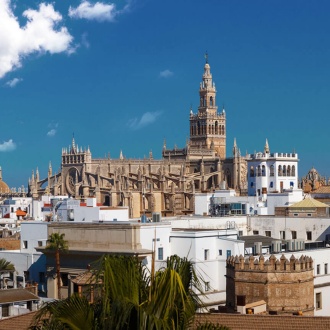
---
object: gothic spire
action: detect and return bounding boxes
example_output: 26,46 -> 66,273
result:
233,138 -> 239,157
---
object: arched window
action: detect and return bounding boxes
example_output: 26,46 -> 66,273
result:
209,124 -> 211,134
212,125 -> 214,134
215,121 -> 218,134
292,165 -> 296,176
257,165 -> 261,177
262,165 -> 266,176
270,165 -> 274,177
278,165 -> 282,176
210,96 -> 213,106
197,121 -> 200,135
287,165 -> 291,176
283,165 -> 287,176
250,166 -> 254,177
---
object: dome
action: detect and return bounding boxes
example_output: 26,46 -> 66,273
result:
307,167 -> 320,180
0,179 -> 10,193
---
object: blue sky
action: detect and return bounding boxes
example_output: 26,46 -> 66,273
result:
0,0 -> 330,188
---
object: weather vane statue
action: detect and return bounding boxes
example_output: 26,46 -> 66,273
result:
205,51 -> 208,64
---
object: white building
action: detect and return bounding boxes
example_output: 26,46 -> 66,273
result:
195,188 -> 303,217
0,221 -> 48,293
55,197 -> 129,222
32,195 -> 129,222
0,197 -> 33,219
170,228 -> 244,308
247,140 -> 298,197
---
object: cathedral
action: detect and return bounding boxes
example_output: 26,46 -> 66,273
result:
28,58 -> 247,218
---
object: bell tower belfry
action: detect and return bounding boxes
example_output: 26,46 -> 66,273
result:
189,54 -> 226,159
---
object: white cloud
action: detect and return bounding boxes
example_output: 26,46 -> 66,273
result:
5,77 -> 22,87
0,1 -> 74,79
47,129 -> 56,137
81,32 -> 90,48
128,111 -> 162,130
69,1 -> 117,22
159,69 -> 173,78
0,139 -> 16,152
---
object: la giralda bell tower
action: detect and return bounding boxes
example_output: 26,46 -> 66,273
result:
189,54 -> 226,159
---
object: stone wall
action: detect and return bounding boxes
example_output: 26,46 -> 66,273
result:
226,254 -> 314,315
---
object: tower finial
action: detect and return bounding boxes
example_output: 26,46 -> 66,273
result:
264,138 -> 270,154
205,51 -> 208,64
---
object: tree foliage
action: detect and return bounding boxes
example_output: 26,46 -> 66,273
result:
46,233 -> 68,299
0,258 -> 15,272
30,254 -> 210,330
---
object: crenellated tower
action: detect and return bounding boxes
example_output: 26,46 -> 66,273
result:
189,54 -> 226,158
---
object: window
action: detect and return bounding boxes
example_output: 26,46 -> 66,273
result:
1,304 -> 9,317
226,250 -> 231,258
204,249 -> 209,261
219,249 -> 222,256
61,273 -> 69,287
265,231 -> 271,237
325,264 -> 328,275
250,166 -> 254,177
278,165 -> 282,176
262,165 -> 266,176
306,231 -> 312,241
307,213 -> 312,217
158,247 -> 163,261
38,241 -> 43,247
238,231 -> 243,237
293,213 -> 298,217
205,282 -> 210,292
253,230 -> 259,235
316,292 -> 322,310
280,231 -> 286,240
317,264 -> 320,275
39,272 -> 45,283
24,271 -> 30,281
257,166 -> 261,177
23,241 -> 28,249
291,231 -> 297,239
270,165 -> 274,177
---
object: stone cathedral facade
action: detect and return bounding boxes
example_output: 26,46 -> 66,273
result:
28,59 -> 247,218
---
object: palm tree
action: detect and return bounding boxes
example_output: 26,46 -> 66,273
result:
0,258 -> 15,272
46,233 -> 68,299
30,254 -> 206,330
0,258 -> 15,289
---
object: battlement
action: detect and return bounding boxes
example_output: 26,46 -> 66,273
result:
227,254 -> 313,272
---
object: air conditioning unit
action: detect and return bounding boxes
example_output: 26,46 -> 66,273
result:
152,212 -> 161,223
253,242 -> 262,255
295,239 -> 305,251
285,240 -> 295,251
271,241 -> 281,253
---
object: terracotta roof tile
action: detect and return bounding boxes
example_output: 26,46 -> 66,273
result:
193,313 -> 330,330
0,288 -> 39,304
0,311 -> 36,330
